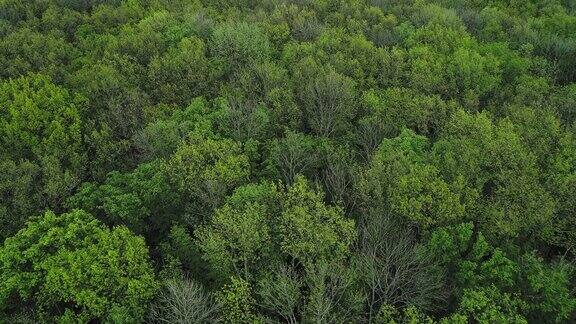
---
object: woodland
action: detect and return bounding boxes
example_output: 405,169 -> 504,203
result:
0,0 -> 576,322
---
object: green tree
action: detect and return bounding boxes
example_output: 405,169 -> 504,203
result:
147,36 -> 218,106
158,224 -> 205,280
431,110 -> 554,241
428,223 -> 527,323
217,277 -> 261,324
0,160 -> 41,241
279,176 -> 356,267
196,182 -> 279,282
0,74 -> 86,239
166,134 -> 251,223
300,67 -> 357,137
0,28 -> 76,81
197,177 -> 355,280
0,210 -> 158,322
133,97 -> 215,162
265,130 -> 321,184
544,131 -> 576,253
429,222 -> 576,323
520,253 -> 576,322
211,21 -> 271,77
551,83 -> 576,126
359,128 -> 464,231
68,60 -> 148,177
68,160 -> 179,243
213,95 -> 271,142
358,87 -> 454,143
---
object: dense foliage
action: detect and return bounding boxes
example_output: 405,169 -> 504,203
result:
1,0 -> 575,322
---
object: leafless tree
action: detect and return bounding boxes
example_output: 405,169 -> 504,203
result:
150,277 -> 220,324
356,118 -> 386,162
257,265 -> 302,324
218,95 -> 267,142
302,69 -> 356,138
357,213 -> 446,322
269,130 -> 319,185
304,261 -> 365,323
321,147 -> 358,213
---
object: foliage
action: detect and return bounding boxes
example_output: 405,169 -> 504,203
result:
196,183 -> 276,282
197,177 -> 355,281
216,276 -> 260,324
0,210 -> 158,322
166,133 -> 251,223
279,176 -> 356,267
1,0 -> 576,322
0,74 -> 86,240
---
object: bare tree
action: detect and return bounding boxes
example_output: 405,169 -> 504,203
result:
150,278 -> 220,324
268,130 -> 320,184
217,94 -> 269,142
321,144 -> 358,213
356,118 -> 386,162
301,69 -> 356,138
257,265 -> 302,324
304,261 -> 365,323
357,213 -> 446,322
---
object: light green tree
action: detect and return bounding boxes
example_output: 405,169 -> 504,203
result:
0,210 -> 158,322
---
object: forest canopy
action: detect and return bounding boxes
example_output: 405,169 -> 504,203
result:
0,0 -> 575,322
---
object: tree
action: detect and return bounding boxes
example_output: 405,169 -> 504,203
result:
0,28 -> 76,81
217,277 -> 261,324
196,182 -> 279,282
544,131 -> 576,253
376,304 -> 434,324
265,130 -> 321,185
226,61 -> 301,131
302,261 -> 365,323
0,160 -> 41,241
320,140 -> 358,211
67,60 -> 148,177
166,134 -> 251,223
358,128 -> 464,231
197,177 -> 355,280
1,0 -> 576,321
520,253 -> 576,322
300,67 -> 357,137
150,277 -> 220,324
406,23 -> 502,109
158,225 -> 205,281
55,0 -> 124,12
147,36 -> 217,106
256,265 -> 302,324
0,210 -> 158,322
427,223 -> 527,323
0,74 -> 86,239
67,59 -> 147,142
133,97 -> 216,162
357,87 -> 454,145
550,83 -> 576,126
432,110 -> 554,242
357,213 -> 446,321
213,95 -> 271,142
211,21 -> 271,77
429,221 -> 576,323
279,176 -> 356,267
67,160 -> 180,244
451,286 -> 528,323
